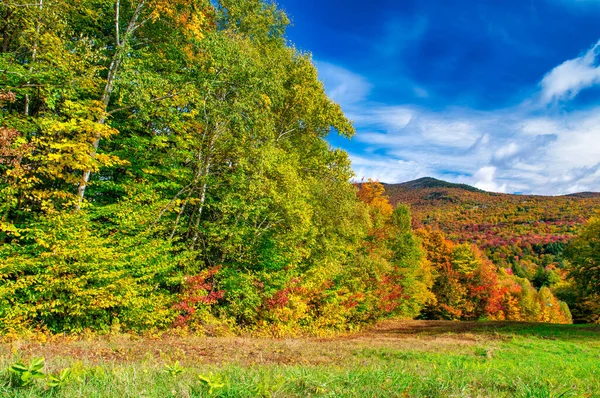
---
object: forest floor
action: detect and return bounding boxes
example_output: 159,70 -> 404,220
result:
1,320 -> 599,397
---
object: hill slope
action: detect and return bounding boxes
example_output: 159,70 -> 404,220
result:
383,177 -> 483,193
385,178 -> 600,284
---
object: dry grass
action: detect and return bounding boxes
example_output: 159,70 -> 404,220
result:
0,320 -> 524,368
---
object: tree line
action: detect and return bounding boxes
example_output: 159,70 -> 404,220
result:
0,0 -> 591,335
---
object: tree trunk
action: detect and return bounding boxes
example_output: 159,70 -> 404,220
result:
24,0 -> 43,116
76,0 -> 145,209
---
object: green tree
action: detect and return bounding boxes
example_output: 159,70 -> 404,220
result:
565,217 -> 600,323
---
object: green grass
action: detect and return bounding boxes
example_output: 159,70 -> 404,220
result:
1,321 -> 599,397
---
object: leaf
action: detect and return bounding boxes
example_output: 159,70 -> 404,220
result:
9,363 -> 28,373
29,357 -> 45,371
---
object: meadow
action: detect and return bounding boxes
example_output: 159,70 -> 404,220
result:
1,320 -> 599,397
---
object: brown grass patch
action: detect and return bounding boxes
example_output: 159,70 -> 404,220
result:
0,320 -> 507,368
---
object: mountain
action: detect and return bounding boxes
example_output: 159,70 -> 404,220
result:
384,177 -> 483,193
384,177 -> 600,286
563,192 -> 600,198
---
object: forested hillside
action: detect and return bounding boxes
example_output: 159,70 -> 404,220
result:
0,1 -> 590,336
385,178 -> 600,322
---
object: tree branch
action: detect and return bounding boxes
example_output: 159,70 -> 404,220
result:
115,0 -> 120,46
107,92 -> 178,115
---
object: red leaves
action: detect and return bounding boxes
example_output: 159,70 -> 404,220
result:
173,267 -> 223,327
375,275 -> 407,313
264,278 -> 304,310
0,128 -> 35,168
1,93 -> 36,183
265,288 -> 290,310
0,91 -> 16,103
342,293 -> 365,310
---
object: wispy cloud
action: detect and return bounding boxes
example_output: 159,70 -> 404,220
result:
316,61 -> 372,107
348,106 -> 413,131
320,42 -> 600,195
491,134 -> 558,168
540,40 -> 600,104
349,154 -> 431,185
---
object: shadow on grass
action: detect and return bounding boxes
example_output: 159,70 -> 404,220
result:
368,320 -> 600,341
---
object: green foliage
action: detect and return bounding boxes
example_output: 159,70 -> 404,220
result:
565,217 -> 600,295
338,186 -> 433,323
1,0 -> 377,335
164,361 -> 184,377
0,211 -> 182,333
6,357 -> 45,387
198,372 -> 226,395
564,217 -> 600,323
3,356 -> 71,390
46,368 -> 72,389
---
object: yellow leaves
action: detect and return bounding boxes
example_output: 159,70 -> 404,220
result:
0,222 -> 21,237
95,154 -> 129,168
57,100 -> 112,125
260,93 -> 272,109
148,0 -> 211,41
356,179 -> 394,218
21,98 -> 126,187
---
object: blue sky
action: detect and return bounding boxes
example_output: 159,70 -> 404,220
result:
277,0 -> 600,194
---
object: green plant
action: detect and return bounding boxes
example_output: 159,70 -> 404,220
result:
46,367 -> 72,389
252,373 -> 286,397
7,357 -> 45,387
163,361 -> 184,377
198,372 -> 226,395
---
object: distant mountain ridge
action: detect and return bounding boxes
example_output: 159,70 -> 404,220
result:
383,177 -> 599,198
383,177 -> 483,193
564,192 -> 600,198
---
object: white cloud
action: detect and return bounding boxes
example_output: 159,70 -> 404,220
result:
317,41 -> 600,195
540,40 -> 600,104
417,119 -> 480,148
346,102 -> 600,194
520,118 -> 560,136
349,154 -> 431,183
469,166 -> 508,193
315,61 -> 372,107
545,112 -> 600,168
348,106 -> 414,131
495,142 -> 519,160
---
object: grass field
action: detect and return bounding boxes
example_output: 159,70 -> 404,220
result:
1,320 -> 599,397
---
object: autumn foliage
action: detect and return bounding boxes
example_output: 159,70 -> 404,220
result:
0,2 -> 582,336
416,228 -> 571,323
